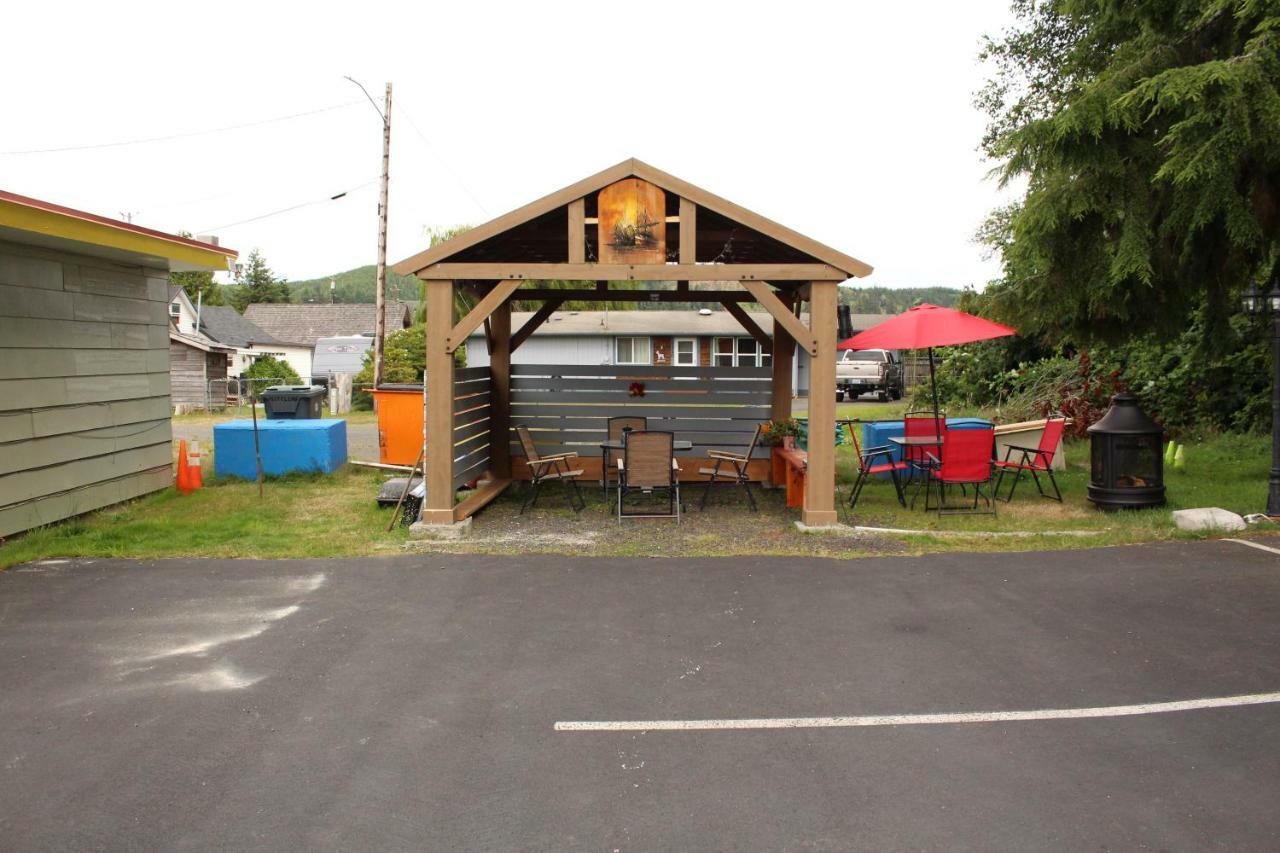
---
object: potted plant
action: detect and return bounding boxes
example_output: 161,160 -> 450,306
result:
761,418 -> 803,486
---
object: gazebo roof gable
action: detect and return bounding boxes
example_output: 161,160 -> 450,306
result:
392,158 -> 871,278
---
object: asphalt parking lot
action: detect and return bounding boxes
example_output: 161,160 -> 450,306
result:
2,540 -> 1279,850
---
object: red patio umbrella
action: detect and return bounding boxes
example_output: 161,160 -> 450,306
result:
838,304 -> 1016,416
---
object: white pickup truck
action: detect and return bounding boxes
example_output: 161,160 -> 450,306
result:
836,349 -> 904,402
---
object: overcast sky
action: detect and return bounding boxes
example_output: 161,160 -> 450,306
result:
2,1 -> 1018,289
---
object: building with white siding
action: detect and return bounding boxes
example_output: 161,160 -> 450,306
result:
464,309 -> 889,396
0,190 -> 236,538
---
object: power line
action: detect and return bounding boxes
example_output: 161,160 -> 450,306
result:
1,101 -> 362,156
399,106 -> 490,216
198,180 -> 378,232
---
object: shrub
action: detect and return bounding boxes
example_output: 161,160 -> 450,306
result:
241,354 -> 302,388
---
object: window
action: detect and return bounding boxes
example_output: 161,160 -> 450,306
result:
615,336 -> 651,365
714,337 -> 772,367
712,337 -> 735,367
673,337 -> 697,366
169,302 -> 182,318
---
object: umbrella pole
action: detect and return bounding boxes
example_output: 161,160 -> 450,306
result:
928,347 -> 941,418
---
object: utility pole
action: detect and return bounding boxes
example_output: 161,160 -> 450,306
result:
374,82 -> 392,389
345,76 -> 392,389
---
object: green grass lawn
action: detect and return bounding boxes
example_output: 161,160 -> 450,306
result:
1,429 -> 1273,570
0,466 -> 409,569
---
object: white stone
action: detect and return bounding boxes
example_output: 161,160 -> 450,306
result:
1171,507 -> 1247,532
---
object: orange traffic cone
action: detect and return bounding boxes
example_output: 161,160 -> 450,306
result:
176,440 -> 192,494
188,439 -> 203,490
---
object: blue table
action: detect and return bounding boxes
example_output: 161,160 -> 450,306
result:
860,418 -> 993,478
214,419 -> 347,480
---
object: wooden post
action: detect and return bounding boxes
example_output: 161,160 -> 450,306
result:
568,198 -> 585,264
373,83 -> 392,388
803,280 -> 838,527
489,300 -> 512,479
422,279 -> 456,525
771,291 -> 794,425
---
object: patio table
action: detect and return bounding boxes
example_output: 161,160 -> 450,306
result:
599,439 -> 694,452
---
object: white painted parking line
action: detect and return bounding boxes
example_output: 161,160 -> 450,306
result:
1225,538 -> 1280,556
555,691 -> 1280,732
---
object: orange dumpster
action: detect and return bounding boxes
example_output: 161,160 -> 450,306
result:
371,385 -> 424,466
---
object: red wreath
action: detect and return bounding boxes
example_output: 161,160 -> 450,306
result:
628,381 -> 645,398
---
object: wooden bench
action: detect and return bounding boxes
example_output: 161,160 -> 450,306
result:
774,448 -> 807,509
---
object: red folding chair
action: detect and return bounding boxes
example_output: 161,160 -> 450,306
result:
903,410 -> 945,480
994,415 -> 1066,502
843,423 -> 908,509
924,426 -> 996,515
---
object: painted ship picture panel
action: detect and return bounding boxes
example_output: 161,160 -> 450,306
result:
597,178 -> 666,265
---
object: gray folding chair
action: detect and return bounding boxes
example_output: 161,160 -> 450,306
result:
515,425 -> 585,513
603,416 -> 647,499
697,423 -> 763,511
616,430 -> 681,523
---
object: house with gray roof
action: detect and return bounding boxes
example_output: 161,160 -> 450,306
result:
464,309 -> 890,395
242,302 -> 412,348
198,305 -> 313,380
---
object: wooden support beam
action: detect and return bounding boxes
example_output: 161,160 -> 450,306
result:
741,280 -> 817,355
445,279 -> 521,353
510,299 -> 563,353
802,280 -> 838,527
770,292 -> 795,425
567,198 -> 585,264
422,279 -> 456,525
452,477 -> 511,522
723,301 -> 772,350
483,317 -> 494,355
679,197 -> 696,264
504,288 -> 757,303
488,302 -> 512,479
421,263 -> 848,281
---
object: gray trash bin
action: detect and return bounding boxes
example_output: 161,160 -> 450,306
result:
261,385 -> 326,420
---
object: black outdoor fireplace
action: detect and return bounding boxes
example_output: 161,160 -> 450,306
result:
1087,393 -> 1166,510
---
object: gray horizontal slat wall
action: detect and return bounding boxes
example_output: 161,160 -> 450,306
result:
0,241 -> 174,537
449,369 -> 493,491
508,364 -> 771,460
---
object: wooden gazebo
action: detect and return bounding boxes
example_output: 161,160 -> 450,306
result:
392,158 -> 871,528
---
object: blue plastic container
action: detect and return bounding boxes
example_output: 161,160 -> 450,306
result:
213,419 -> 348,480
860,417 -> 993,477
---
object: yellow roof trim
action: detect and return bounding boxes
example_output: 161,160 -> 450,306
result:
0,192 -> 236,271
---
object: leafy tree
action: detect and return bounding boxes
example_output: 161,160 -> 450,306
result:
227,248 -> 291,312
977,0 -> 1280,345
169,231 -> 224,306
241,354 -> 302,387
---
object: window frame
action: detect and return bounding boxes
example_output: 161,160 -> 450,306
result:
615,336 -> 652,366
673,337 -> 698,367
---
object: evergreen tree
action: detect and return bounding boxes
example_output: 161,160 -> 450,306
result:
977,0 -> 1280,346
228,248 -> 291,312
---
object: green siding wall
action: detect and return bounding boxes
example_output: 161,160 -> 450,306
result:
0,240 -> 173,538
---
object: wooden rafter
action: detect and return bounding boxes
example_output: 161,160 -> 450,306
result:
510,299 -> 564,353
741,280 -> 816,355
723,301 -> 772,350
445,279 -> 521,353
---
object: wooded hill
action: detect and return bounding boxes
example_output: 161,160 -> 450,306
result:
289,265 -> 963,314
